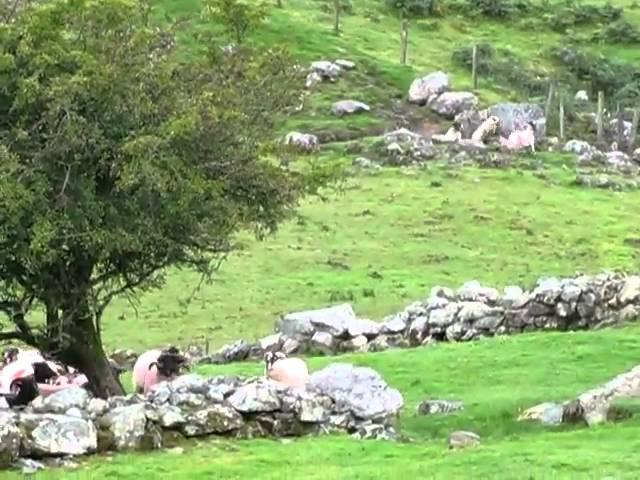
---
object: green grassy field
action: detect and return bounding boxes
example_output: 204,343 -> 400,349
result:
102,154 -> 640,351
7,0 -> 640,477
24,325 -> 640,479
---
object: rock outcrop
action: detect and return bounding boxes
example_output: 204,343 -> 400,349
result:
1,364 -> 402,470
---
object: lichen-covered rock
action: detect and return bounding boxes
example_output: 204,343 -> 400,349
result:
181,404 -> 244,437
331,100 -> 370,116
227,381 -> 282,413
19,414 -> 97,457
448,430 -> 480,449
99,404 -> 161,451
311,331 -> 336,354
308,364 -> 403,422
429,92 -> 478,118
0,412 -> 21,468
408,71 -> 449,104
483,102 -> 546,137
31,387 -> 90,415
417,400 -> 464,415
284,132 -> 320,153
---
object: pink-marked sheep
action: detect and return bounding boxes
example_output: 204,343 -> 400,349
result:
132,347 -> 188,394
499,122 -> 536,153
264,351 -> 309,387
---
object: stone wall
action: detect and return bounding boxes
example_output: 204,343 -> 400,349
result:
0,364 -> 403,471
193,272 -> 640,364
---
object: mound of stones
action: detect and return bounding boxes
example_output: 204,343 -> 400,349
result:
196,272 -> 640,365
0,363 -> 403,470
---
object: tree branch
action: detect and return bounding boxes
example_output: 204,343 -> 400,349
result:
0,330 -> 26,342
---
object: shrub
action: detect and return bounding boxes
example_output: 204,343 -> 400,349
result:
592,19 -> 640,44
544,1 -> 623,33
463,0 -> 534,18
551,46 -> 640,100
452,43 -> 548,96
385,0 -> 440,17
316,0 -> 353,14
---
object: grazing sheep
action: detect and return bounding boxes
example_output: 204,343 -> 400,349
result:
471,116 -> 501,143
431,123 -> 462,144
498,121 -> 536,153
264,351 -> 309,387
132,347 -> 188,394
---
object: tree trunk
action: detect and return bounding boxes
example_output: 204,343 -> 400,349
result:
53,311 -> 125,398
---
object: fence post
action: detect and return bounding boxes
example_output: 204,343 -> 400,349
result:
334,0 -> 340,34
544,81 -> 555,126
559,99 -> 565,140
616,103 -> 625,150
400,19 -> 409,65
597,91 -> 605,143
628,108 -> 639,154
471,44 -> 478,90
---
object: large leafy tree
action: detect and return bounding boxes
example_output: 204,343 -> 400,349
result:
0,0 -> 321,397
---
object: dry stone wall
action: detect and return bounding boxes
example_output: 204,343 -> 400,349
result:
0,363 -> 403,471
193,271 -> 640,364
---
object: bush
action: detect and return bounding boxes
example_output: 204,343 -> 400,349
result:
316,0 -> 353,14
551,46 -> 640,100
544,1 -> 623,33
462,0 -> 534,18
592,19 -> 640,44
385,0 -> 440,17
452,43 -> 548,96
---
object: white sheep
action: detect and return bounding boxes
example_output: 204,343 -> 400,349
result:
431,124 -> 462,144
264,351 -> 309,387
471,116 -> 501,143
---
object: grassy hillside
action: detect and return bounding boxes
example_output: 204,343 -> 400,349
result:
26,324 -> 640,479
102,155 -> 640,351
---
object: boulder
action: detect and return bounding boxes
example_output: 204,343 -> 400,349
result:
311,331 -> 337,354
308,363 -> 403,422
0,412 -> 21,468
227,381 -> 282,413
483,102 -> 546,137
417,400 -> 464,415
310,60 -> 341,81
331,100 -> 371,116
99,404 -> 162,451
429,92 -> 478,118
258,333 -> 284,353
181,404 -> 244,437
448,430 -> 480,449
31,387 -> 90,414
284,132 -> 319,153
278,303 -> 358,339
619,276 -> 640,305
335,59 -> 356,70
18,414 -> 98,457
563,140 -> 593,155
408,71 -> 449,104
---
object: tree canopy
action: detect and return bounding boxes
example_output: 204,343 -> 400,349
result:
0,0 -> 326,396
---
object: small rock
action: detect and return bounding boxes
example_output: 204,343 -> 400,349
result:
448,430 -> 481,449
311,331 -> 337,354
284,131 -> 319,153
14,458 -> 46,474
32,387 -> 90,414
331,100 -> 370,116
417,400 -> 464,415
335,59 -> 355,70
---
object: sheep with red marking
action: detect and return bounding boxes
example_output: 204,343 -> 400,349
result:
264,351 -> 309,387
499,121 -> 536,153
132,347 -> 188,394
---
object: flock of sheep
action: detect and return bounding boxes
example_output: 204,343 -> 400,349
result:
432,115 -> 537,152
0,346 -> 309,407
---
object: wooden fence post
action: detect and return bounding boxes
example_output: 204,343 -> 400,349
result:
559,99 -> 565,140
597,91 -> 605,143
471,44 -> 478,90
544,82 -> 555,124
334,0 -> 340,35
400,19 -> 409,65
616,103 -> 625,150
628,108 -> 639,154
